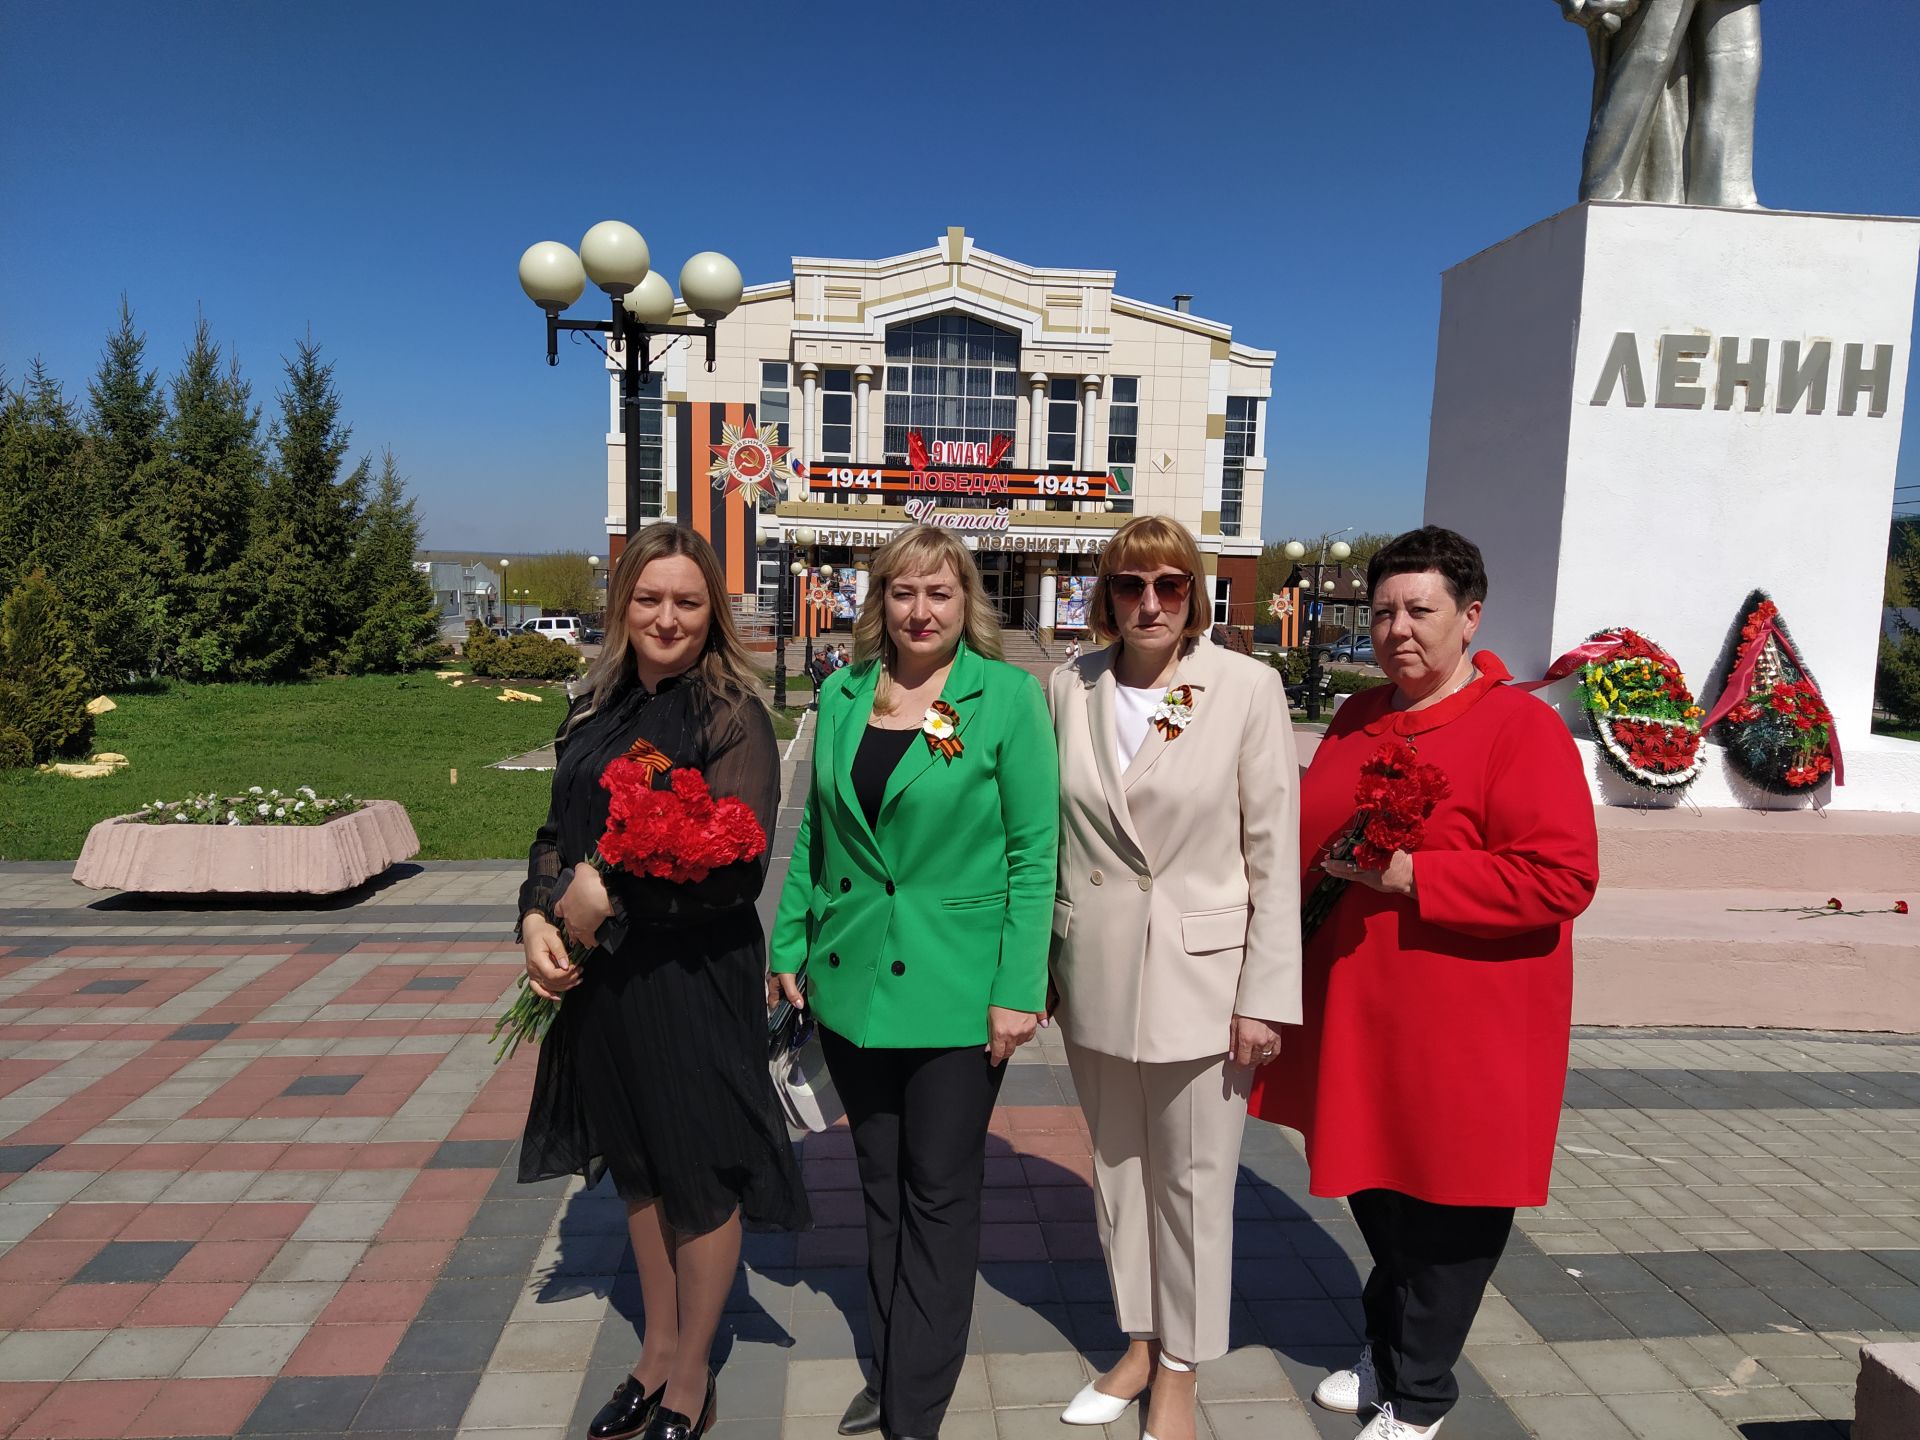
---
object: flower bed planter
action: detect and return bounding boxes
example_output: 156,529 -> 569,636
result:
73,799 -> 420,895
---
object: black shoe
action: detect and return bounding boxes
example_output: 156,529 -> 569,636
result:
641,1376 -> 716,1440
589,1377 -> 664,1440
838,1387 -> 882,1436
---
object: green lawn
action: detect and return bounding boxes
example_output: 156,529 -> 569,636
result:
0,675 -> 800,862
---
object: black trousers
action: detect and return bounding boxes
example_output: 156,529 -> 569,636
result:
1349,1188 -> 1514,1428
820,1027 -> 1005,1438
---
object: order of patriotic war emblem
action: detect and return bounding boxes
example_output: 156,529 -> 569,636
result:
708,418 -> 797,506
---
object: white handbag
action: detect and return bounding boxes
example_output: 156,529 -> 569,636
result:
767,966 -> 844,1134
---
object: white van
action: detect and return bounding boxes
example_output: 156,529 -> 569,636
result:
519,616 -> 582,646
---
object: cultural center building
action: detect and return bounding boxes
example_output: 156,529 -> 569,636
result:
602,227 -> 1273,637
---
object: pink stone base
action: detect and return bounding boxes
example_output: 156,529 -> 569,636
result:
72,799 -> 421,895
1857,1343 -> 1920,1440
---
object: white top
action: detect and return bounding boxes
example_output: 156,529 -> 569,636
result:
1113,683 -> 1163,770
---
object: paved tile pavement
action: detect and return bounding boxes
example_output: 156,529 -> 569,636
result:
1,758 -> 1915,1438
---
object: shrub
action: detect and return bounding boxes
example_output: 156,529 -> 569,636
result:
467,627 -> 582,681
0,570 -> 94,763
0,725 -> 31,770
1329,668 -> 1391,696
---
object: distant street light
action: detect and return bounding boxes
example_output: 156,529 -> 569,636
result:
1284,532 -> 1353,723
519,222 -> 744,553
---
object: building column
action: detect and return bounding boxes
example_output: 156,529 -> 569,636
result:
1039,567 -> 1058,641
854,364 -> 874,464
1080,375 -> 1102,471
799,363 -> 819,461
1027,372 -> 1049,472
854,564 -> 870,611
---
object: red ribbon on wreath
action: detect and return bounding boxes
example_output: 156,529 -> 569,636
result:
1511,634 -> 1629,692
1699,609 -> 1844,786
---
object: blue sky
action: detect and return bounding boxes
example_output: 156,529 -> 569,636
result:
4,1 -> 1918,551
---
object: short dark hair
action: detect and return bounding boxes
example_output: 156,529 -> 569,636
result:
1366,526 -> 1488,607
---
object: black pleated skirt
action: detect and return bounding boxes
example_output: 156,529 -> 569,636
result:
518,910 -> 811,1236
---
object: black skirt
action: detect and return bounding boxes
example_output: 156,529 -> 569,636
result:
515,674 -> 809,1236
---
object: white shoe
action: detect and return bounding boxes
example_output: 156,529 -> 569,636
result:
1060,1382 -> 1140,1426
1356,1402 -> 1444,1438
1311,1348 -> 1379,1414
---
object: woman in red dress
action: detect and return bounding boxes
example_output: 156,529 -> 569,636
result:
1250,526 -> 1599,1440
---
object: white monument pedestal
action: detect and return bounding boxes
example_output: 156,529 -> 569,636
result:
1424,201 -> 1920,811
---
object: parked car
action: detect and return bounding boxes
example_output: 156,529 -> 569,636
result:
579,624 -> 604,646
519,616 -> 582,646
487,624 -> 515,640
1330,635 -> 1376,665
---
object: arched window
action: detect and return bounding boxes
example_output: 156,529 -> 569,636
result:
883,314 -> 1021,466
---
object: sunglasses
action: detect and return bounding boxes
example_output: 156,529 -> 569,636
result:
1107,573 -> 1193,604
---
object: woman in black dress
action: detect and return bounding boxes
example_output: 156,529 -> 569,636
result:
516,524 -> 808,1440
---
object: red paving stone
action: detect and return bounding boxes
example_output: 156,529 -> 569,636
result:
21,1282 -> 155,1331
15,1379 -> 165,1439
0,1239 -> 106,1285
377,1194 -> 481,1241
0,1284 -> 59,1330
0,1385 -> 57,1440
282,1320 -> 409,1376
26,1203 -> 145,1241
350,1238 -> 455,1281
124,1377 -> 272,1439
123,1281 -> 247,1328
315,1278 -> 432,1325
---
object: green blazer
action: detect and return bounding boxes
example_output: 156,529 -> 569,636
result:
770,640 -> 1059,1048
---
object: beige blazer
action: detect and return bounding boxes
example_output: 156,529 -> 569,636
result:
1047,635 -> 1302,1063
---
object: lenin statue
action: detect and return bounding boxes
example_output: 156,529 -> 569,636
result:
1561,0 -> 1762,209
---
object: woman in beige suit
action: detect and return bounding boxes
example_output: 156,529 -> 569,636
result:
1046,516 -> 1301,1440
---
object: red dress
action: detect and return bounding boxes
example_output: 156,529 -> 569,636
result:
1249,652 -> 1599,1208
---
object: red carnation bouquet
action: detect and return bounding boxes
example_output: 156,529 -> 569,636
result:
1301,739 -> 1450,943
491,741 -> 768,1061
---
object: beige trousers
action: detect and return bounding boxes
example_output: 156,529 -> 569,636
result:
1064,1039 -> 1251,1363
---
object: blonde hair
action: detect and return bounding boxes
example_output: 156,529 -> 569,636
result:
1089,515 -> 1210,644
564,523 -> 765,735
854,525 -> 1004,714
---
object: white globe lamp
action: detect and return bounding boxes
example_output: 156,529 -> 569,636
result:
579,221 -> 651,297
518,242 -> 585,314
622,271 -> 676,327
680,252 -> 744,322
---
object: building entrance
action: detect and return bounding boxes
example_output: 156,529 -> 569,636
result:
979,555 -> 1030,629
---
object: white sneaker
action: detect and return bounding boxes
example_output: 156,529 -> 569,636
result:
1310,1348 -> 1379,1413
1356,1402 -> 1444,1438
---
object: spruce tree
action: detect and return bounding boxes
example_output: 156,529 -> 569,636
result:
342,450 -> 441,673
156,319 -> 265,679
0,362 -> 90,598
84,300 -> 170,678
235,338 -> 358,677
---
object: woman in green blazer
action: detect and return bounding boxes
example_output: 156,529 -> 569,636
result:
771,525 -> 1058,1440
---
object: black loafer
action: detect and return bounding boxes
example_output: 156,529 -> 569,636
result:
838,1386 -> 882,1436
589,1377 -> 664,1440
642,1376 -> 716,1440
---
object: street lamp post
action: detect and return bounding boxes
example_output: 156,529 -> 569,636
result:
519,223 -> 744,553
772,526 -> 817,709
1283,533 -> 1353,724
